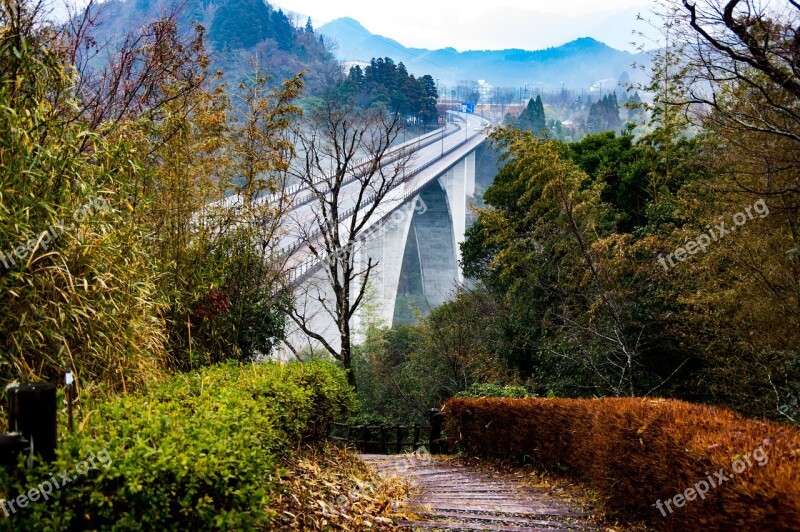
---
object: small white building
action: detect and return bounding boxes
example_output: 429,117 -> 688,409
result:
477,80 -> 493,103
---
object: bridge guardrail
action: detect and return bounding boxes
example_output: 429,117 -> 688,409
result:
286,123 -> 458,210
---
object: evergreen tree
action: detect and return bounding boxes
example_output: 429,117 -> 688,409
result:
587,94 -> 621,134
626,91 -> 643,123
417,74 -> 438,123
348,65 -> 365,86
340,57 -> 438,125
517,96 -> 546,136
271,9 -> 293,50
305,17 -> 313,34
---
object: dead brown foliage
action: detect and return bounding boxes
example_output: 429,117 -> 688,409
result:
445,397 -> 800,530
275,443 -> 411,530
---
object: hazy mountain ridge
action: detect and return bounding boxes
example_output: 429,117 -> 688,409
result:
320,16 -> 649,90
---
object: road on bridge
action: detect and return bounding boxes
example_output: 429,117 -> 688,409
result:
281,111 -> 489,281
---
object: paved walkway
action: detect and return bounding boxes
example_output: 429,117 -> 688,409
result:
359,454 -> 599,531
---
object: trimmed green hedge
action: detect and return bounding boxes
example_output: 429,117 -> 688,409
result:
0,360 -> 357,529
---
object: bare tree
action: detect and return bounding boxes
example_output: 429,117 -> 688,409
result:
287,99 -> 413,388
677,1 -> 800,153
681,1 -> 800,100
50,0 -> 207,153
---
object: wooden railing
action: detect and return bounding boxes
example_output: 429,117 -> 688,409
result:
328,408 -> 450,454
328,422 -> 426,454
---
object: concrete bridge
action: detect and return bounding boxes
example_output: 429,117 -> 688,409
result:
282,111 -> 490,354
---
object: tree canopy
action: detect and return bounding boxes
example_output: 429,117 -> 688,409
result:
342,57 -> 439,124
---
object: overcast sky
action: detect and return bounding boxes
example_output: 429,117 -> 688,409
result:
273,0 -> 652,51
48,0 -> 655,51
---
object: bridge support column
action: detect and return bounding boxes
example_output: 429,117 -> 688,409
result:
413,180 -> 458,311
438,151 -> 475,283
465,150 -> 476,198
358,201 -> 417,331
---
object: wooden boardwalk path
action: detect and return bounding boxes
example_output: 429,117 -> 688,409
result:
359,454 -> 599,531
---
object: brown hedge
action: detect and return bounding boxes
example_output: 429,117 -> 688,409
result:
444,397 -> 800,530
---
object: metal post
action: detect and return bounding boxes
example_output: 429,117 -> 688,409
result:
65,369 -> 74,433
6,383 -> 57,463
441,118 -> 445,156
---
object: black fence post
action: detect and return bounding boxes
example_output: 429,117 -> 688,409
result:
361,425 -> 370,453
395,425 -> 402,454
429,408 -> 443,454
6,383 -> 57,463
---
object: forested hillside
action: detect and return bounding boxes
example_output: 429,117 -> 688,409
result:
81,0 -> 338,93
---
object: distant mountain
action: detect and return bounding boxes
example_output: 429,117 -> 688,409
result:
319,17 -> 648,90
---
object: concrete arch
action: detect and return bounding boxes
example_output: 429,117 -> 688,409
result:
393,179 -> 459,324
284,148 -> 478,356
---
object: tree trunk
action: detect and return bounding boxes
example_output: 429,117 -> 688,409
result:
341,325 -> 357,391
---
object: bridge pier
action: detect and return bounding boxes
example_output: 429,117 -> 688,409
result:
437,151 -> 475,283
408,180 -> 458,313
354,201 -> 417,335
465,150 -> 476,198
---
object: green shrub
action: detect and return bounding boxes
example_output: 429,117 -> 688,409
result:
283,360 -> 359,441
454,383 -> 531,399
0,361 -> 356,529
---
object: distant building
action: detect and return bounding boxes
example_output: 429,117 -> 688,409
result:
342,60 -> 370,74
477,80 -> 493,103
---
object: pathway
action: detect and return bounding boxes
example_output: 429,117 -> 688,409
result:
359,454 -> 599,531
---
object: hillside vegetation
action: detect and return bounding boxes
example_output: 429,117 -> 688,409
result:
354,1 -> 800,427
82,0 -> 338,94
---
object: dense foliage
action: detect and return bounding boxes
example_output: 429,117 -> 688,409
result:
0,361 -> 357,529
513,96 -> 546,135
446,397 -> 800,529
353,288 -> 524,423
0,2 -> 299,389
586,93 -> 622,134
342,58 -> 439,124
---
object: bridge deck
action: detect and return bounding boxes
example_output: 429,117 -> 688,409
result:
359,454 -> 600,531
